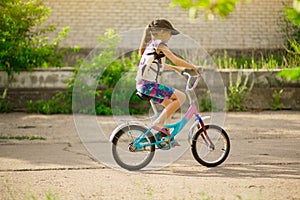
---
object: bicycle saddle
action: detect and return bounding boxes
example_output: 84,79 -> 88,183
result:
136,91 -> 152,101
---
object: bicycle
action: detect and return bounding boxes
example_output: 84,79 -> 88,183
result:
109,71 -> 230,171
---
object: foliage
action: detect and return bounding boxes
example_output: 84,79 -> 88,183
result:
97,53 -> 145,115
71,29 -> 143,115
171,0 -> 300,82
0,99 -> 11,112
278,0 -> 300,81
278,40 -> 300,81
279,4 -> 300,46
0,135 -> 46,140
200,90 -> 217,112
0,0 -> 79,99
285,39 -> 300,67
2,178 -> 58,200
169,0 -> 250,19
278,67 -> 300,81
226,72 -> 253,111
285,0 -> 300,26
271,89 -> 284,111
26,93 -> 71,114
215,51 -> 286,69
27,29 -> 145,115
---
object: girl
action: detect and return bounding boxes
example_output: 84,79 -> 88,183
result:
136,19 -> 203,136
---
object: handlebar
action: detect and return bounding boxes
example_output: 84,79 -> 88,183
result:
182,71 -> 201,91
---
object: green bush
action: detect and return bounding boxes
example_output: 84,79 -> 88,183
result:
0,100 -> 10,113
226,73 -> 254,111
71,29 -> 143,115
26,93 -> 71,114
278,2 -> 300,81
200,90 -> 217,112
279,40 -> 300,81
27,29 -> 146,115
0,0 -> 79,100
215,51 -> 286,70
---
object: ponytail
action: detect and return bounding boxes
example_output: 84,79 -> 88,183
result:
138,25 -> 152,56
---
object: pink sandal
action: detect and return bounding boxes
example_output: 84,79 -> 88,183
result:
152,126 -> 171,136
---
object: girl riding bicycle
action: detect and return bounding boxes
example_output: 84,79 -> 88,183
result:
136,19 -> 203,136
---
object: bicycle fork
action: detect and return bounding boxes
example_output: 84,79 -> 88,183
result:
189,115 -> 215,150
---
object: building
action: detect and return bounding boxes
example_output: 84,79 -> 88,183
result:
43,0 -> 292,60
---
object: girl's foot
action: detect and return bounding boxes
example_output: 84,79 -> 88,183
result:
152,126 -> 171,136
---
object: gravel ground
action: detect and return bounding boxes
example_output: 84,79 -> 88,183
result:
0,111 -> 299,200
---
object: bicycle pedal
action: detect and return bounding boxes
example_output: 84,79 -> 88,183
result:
160,137 -> 170,147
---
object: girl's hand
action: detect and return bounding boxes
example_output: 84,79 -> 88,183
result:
194,66 -> 203,74
177,67 -> 186,75
165,64 -> 186,75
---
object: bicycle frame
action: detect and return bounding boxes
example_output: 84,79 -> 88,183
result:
110,71 -> 230,170
133,72 -> 211,150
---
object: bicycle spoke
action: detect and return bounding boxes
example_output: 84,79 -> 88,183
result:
192,125 -> 230,167
112,125 -> 155,170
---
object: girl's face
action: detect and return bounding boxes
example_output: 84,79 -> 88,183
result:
155,30 -> 172,42
160,30 -> 172,42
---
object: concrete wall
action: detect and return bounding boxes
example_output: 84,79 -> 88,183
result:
0,68 -> 73,110
43,0 -> 292,51
1,68 -> 299,111
0,68 -> 72,89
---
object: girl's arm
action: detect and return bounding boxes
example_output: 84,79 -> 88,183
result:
158,44 -> 203,74
164,64 -> 185,74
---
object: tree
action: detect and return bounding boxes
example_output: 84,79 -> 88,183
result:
170,0 -> 300,80
0,0 -> 77,100
279,0 -> 300,81
286,0 -> 300,25
169,0 -> 249,19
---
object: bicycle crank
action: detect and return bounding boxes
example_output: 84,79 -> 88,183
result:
128,142 -> 136,152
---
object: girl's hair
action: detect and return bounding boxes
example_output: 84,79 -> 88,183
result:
138,25 -> 152,56
138,19 -> 179,56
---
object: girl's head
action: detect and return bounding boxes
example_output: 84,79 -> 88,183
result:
139,19 -> 179,56
148,19 -> 179,36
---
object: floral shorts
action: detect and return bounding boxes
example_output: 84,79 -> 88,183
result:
136,80 -> 175,104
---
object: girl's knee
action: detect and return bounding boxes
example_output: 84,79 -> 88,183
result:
173,90 -> 186,105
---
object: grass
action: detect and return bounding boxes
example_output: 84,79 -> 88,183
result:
2,178 -> 58,200
0,135 -> 46,140
214,51 -> 288,70
1,176 -> 265,200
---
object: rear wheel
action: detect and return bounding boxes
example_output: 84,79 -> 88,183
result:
112,125 -> 155,171
191,125 -> 230,167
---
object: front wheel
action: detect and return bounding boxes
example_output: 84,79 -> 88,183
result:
112,125 -> 155,171
191,125 -> 230,167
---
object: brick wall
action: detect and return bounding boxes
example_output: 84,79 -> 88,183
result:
43,0 -> 292,50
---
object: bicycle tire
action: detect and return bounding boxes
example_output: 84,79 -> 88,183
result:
112,125 -> 155,171
191,125 -> 230,167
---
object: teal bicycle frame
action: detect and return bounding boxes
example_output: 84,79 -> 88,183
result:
133,72 -> 211,150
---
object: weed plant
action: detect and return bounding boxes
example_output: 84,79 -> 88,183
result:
226,72 -> 254,111
0,100 -> 10,112
200,90 -> 218,112
271,89 -> 284,110
215,51 -> 287,70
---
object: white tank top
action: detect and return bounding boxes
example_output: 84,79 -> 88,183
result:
135,40 -> 166,83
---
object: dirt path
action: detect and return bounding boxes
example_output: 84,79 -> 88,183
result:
0,111 -> 299,200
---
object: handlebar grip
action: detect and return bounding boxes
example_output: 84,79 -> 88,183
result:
181,70 -> 187,76
197,67 -> 203,73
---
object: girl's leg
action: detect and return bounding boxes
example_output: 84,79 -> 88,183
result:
153,89 -> 186,128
